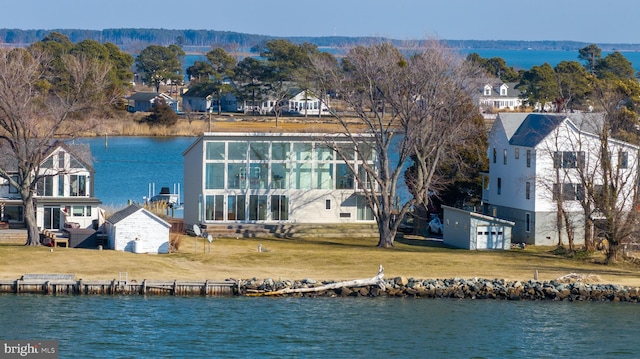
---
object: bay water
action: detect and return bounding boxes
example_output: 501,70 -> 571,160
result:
1,294 -> 639,358
75,136 -> 193,208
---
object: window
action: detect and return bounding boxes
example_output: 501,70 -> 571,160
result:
553,151 -> 585,169
227,195 -> 246,221
337,164 -> 354,189
228,142 -> 247,160
249,163 -> 268,189
250,142 -> 269,161
526,150 -> 532,168
525,182 -> 531,200
515,148 -> 519,159
205,195 -> 224,221
37,176 -> 53,196
271,195 -> 288,220
58,175 -> 65,196
70,175 -> 87,196
206,142 -> 225,160
525,213 -> 531,232
497,178 -> 502,195
292,163 -> 311,189
553,183 -> 583,201
8,175 -> 18,194
58,152 -> 65,169
205,163 -> 224,189
492,148 -> 497,163
249,195 -> 267,221
325,199 -> 331,210
294,143 -> 313,161
356,195 -> 373,220
272,142 -> 290,161
228,164 -> 246,189
315,163 -> 333,189
619,151 -> 629,169
271,163 -> 289,189
503,149 -> 507,165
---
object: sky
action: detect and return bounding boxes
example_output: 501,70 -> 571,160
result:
2,0 -> 639,44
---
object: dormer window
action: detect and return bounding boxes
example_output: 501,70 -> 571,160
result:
484,85 -> 491,96
500,84 -> 508,96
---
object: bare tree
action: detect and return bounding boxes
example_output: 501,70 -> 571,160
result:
535,112 -> 640,260
319,41 -> 483,248
0,48 -> 111,245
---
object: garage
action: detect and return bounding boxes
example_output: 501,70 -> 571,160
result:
442,205 -> 514,250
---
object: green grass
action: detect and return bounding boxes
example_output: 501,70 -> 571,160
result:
1,235 -> 639,286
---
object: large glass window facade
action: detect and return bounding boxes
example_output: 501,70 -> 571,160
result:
200,137 -> 375,222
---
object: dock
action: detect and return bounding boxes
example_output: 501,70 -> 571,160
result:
0,274 -> 236,296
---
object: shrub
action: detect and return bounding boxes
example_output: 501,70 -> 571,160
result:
140,97 -> 178,127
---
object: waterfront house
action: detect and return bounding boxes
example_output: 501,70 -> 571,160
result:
106,204 -> 171,254
182,132 -> 376,235
0,141 -> 101,231
481,112 -> 639,245
475,78 -> 523,113
126,92 -> 179,113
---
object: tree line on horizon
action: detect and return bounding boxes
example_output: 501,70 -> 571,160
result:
2,28 -> 640,52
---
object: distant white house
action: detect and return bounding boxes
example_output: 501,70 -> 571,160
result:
475,78 -> 523,113
106,204 -> 171,254
482,112 -> 639,245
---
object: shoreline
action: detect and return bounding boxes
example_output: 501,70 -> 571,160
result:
2,276 -> 639,302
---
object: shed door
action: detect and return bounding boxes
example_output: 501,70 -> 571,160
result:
476,225 -> 505,249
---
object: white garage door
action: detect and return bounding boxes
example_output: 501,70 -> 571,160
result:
476,225 -> 505,250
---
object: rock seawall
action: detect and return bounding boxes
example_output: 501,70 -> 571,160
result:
239,277 -> 640,302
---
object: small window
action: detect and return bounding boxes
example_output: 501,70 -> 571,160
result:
503,149 -> 507,165
526,150 -> 532,168
525,213 -> 531,232
339,213 -> 351,218
515,148 -> 519,159
619,151 -> 629,169
325,199 -> 331,210
497,178 -> 502,195
492,148 -> 497,163
525,182 -> 531,200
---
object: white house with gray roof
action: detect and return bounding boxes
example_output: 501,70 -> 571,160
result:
482,112 -> 639,246
475,78 -> 523,113
0,141 -> 101,231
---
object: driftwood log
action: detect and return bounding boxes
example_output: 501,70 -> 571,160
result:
253,265 -> 386,296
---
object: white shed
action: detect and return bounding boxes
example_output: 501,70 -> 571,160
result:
106,205 -> 171,254
442,205 -> 514,250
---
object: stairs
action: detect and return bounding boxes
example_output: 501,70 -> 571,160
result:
0,230 -> 28,244
199,223 -> 379,239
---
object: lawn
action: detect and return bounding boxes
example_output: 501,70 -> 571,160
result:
2,235 -> 639,287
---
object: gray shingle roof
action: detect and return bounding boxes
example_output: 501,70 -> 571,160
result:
107,204 -> 142,225
509,114 -> 565,147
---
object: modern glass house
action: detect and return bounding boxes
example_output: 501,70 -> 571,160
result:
182,132 -> 376,231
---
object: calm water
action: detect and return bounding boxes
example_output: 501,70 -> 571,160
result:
0,295 -> 638,358
185,49 -> 640,75
75,136 -> 194,208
